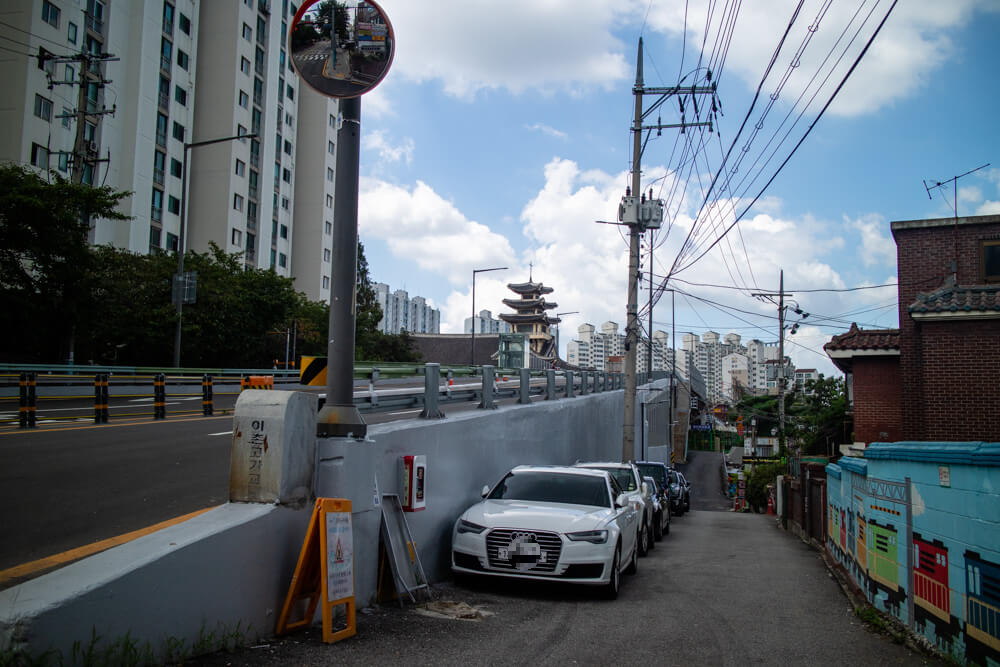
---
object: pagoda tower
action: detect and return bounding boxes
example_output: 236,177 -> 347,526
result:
499,271 -> 560,360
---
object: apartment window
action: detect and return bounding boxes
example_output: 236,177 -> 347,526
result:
282,168 -> 290,183
151,188 -> 164,221
329,114 -> 336,128
327,140 -> 335,154
286,84 -> 294,101
30,143 -> 49,169
42,1 -> 60,28
240,57 -> 250,75
64,64 -> 74,84
34,94 -> 53,121
279,50 -> 285,68
285,112 -> 292,128
163,2 -> 174,35
237,124 -> 248,140
235,159 -> 246,177
174,85 -> 187,106
172,121 -> 185,141
984,240 -> 1000,283
161,37 -> 172,70
325,194 -> 332,208
158,74 -> 170,108
60,106 -> 73,128
166,232 -> 178,251
179,13 -> 190,35
280,197 -> 289,210
232,229 -> 242,246
234,193 -> 246,211
326,167 -> 333,182
323,248 -> 331,262
153,150 -> 165,185
57,152 -> 68,172
170,158 -> 182,177
67,22 -> 78,44
167,195 -> 180,215
156,113 -> 168,145
177,50 -> 189,70
247,233 -> 256,252
150,227 -> 162,250
274,133 -> 281,155
322,275 -> 330,289
324,220 -> 332,235
278,253 -> 287,268
82,163 -> 94,185
256,17 -> 266,44
253,77 -> 263,104
251,107 -> 261,134
270,248 -> 276,268
242,23 -> 252,41
283,139 -> 291,155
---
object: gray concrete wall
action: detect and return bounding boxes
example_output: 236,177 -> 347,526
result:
1,389 -> 623,662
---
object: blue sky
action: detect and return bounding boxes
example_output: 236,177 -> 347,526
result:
334,0 -> 1000,376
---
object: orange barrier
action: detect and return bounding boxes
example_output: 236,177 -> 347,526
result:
241,375 -> 274,390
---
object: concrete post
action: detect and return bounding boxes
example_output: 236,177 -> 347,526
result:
546,370 -> 556,400
566,371 -> 575,398
518,368 -> 531,404
580,371 -> 590,396
369,368 -> 379,408
479,365 -> 496,409
420,363 -> 444,418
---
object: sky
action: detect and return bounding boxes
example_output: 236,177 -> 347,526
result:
313,0 -> 1000,377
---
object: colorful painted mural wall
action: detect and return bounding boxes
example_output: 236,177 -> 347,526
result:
825,442 -> 1000,665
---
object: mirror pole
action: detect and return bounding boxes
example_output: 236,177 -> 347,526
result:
318,96 -> 366,438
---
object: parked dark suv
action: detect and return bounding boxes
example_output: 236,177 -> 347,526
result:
636,461 -> 676,525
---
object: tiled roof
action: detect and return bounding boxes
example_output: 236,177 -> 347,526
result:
823,323 -> 900,353
908,284 -> 1000,317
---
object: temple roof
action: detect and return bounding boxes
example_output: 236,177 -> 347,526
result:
502,297 -> 558,310
507,281 -> 554,296
823,323 -> 900,373
908,283 -> 1000,319
499,313 -> 561,324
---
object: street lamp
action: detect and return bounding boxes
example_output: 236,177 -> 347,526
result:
173,132 -> 258,367
471,266 -> 507,366
554,311 -> 578,361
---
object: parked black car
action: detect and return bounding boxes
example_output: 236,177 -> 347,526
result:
674,469 -> 691,513
636,461 -> 682,518
642,475 -> 671,540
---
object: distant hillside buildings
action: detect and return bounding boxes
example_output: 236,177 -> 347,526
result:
374,283 -> 440,334
464,310 -> 511,334
565,322 -> 671,375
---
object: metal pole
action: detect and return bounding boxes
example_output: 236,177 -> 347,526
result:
647,229 -> 653,375
669,289 -> 675,458
471,270 -> 476,366
622,37 -> 643,463
172,143 -> 189,368
778,269 -> 786,454
318,96 -> 366,438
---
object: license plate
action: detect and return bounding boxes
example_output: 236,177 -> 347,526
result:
497,547 -> 509,560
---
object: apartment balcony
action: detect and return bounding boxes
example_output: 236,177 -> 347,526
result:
160,55 -> 171,72
153,167 -> 164,186
258,0 -> 271,15
151,207 -> 162,222
249,184 -> 259,199
158,91 -> 170,110
86,14 -> 103,35
155,131 -> 167,147
249,153 -> 260,169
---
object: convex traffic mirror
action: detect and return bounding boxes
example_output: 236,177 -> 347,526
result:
288,0 -> 395,99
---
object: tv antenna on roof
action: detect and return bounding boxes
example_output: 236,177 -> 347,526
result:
922,162 -> 990,279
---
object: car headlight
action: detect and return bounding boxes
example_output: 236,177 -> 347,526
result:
456,519 -> 487,534
671,484 -> 680,492
566,530 -> 609,544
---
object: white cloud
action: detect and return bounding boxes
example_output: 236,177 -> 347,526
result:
959,185 -> 983,204
848,214 -> 896,268
976,200 -> 1000,215
362,129 -> 414,166
526,123 -> 568,140
358,178 -> 517,290
377,0 -> 632,99
641,0 -> 993,117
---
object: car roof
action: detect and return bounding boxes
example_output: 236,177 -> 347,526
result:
510,464 -> 610,479
575,461 -> 634,469
635,461 -> 668,467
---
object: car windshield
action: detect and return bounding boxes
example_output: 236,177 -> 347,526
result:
488,471 -> 611,508
586,466 -> 636,492
636,463 -> 667,487
668,470 -> 678,485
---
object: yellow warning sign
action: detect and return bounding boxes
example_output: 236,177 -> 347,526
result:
299,356 -> 328,387
276,498 -> 356,644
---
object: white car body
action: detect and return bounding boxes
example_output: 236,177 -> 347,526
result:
451,466 -> 639,592
574,461 -> 653,554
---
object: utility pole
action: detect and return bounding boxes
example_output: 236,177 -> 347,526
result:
620,37 -> 715,463
647,229 -> 654,376
752,270 -> 791,455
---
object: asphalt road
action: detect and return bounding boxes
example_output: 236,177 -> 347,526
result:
191,451 -> 940,666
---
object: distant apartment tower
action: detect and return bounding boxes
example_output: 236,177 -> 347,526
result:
683,331 -> 793,404
0,0 -> 338,301
465,310 -> 511,334
374,283 -> 440,334
566,321 -> 669,373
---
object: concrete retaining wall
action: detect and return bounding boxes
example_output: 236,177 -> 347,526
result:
1,389 -> 623,662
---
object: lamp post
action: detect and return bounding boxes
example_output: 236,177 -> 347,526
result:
554,311 -> 578,360
173,131 -> 258,368
471,266 -> 507,366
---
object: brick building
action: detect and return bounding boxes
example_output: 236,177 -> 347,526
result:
825,214 -> 1000,446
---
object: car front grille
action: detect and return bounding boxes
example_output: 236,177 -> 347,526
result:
485,528 -> 561,573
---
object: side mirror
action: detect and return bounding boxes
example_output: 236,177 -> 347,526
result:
641,481 -> 649,496
615,493 -> 628,509
481,485 -> 490,498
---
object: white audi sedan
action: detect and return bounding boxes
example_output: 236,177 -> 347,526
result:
451,465 -> 640,599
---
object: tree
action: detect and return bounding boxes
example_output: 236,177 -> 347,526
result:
787,375 -> 850,455
315,1 -> 350,44
354,240 -> 383,360
0,164 -> 130,363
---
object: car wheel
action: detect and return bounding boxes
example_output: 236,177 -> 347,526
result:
653,511 -> 663,541
604,546 -> 621,599
624,538 -> 637,575
664,508 -> 671,535
637,524 -> 649,557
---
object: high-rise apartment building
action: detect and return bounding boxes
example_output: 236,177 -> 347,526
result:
682,331 -> 793,404
1,0 -> 338,301
464,310 -> 511,335
566,321 -> 669,373
374,283 -> 440,334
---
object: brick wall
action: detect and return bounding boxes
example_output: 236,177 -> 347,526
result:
852,356 -> 902,443
892,216 -> 1000,441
